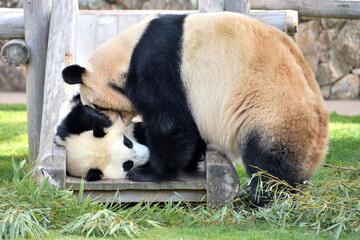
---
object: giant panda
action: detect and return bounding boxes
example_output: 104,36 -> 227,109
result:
55,94 -> 150,181
61,12 -> 329,206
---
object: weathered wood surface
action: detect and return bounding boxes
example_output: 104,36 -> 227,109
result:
67,163 -> 207,202
206,146 -> 240,207
251,10 -> 298,35
66,166 -> 206,191
251,0 -> 360,19
0,8 -> 24,39
33,145 -> 66,190
24,0 -> 51,164
199,0 -> 250,14
76,9 -> 297,65
75,189 -> 206,203
35,0 -> 78,184
0,8 -> 298,42
0,39 -> 29,66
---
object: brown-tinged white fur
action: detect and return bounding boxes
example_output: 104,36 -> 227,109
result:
180,13 -> 328,177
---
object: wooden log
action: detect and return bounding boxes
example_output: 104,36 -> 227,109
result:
0,39 -> 29,66
35,0 -> 78,184
251,0 -> 360,19
206,147 -> 240,207
0,8 -> 24,39
24,0 -> 51,164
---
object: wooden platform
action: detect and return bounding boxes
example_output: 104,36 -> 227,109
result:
66,166 -> 207,202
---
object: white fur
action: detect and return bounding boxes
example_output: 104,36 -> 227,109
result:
55,99 -> 149,180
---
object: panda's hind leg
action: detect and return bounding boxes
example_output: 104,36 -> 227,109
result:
240,130 -> 304,207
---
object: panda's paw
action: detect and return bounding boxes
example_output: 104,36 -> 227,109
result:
126,167 -> 162,182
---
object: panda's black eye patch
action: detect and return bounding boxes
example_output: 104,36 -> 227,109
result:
123,160 -> 134,171
93,104 -> 108,112
123,135 -> 133,149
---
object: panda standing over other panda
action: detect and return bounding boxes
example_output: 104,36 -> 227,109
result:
55,94 -> 150,181
61,12 -> 328,206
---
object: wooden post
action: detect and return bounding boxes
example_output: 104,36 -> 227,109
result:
33,0 -> 79,186
206,148 -> 240,207
199,0 -> 250,14
24,0 -> 52,164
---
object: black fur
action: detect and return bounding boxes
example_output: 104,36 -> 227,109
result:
132,122 -> 148,146
125,15 -> 204,181
55,94 -> 112,141
123,135 -> 133,149
86,168 -> 103,181
241,130 -> 304,207
62,65 -> 86,84
122,160 -> 134,172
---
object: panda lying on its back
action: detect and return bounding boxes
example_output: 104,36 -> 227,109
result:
55,94 -> 149,181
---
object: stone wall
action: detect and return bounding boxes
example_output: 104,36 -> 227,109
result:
295,18 -> 360,100
0,0 -> 359,100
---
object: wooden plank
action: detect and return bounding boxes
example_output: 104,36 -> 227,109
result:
24,0 -> 51,164
39,0 -> 78,155
75,14 -> 118,65
34,0 -> 78,186
74,9 -> 297,62
0,8 -> 24,39
251,0 -> 360,19
75,189 -> 206,202
66,166 -> 206,191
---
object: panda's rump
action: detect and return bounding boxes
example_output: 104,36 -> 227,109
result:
181,12 -> 328,166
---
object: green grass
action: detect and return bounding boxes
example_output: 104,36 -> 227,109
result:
325,114 -> 360,167
0,104 -> 359,239
0,104 -> 28,186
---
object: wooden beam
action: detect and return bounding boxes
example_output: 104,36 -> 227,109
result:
251,0 -> 360,19
24,0 -> 51,164
0,8 -> 23,39
0,39 -> 29,66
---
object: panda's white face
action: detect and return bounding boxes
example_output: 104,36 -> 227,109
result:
55,96 -> 149,180
61,118 -> 149,180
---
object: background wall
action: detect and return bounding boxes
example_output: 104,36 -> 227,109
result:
0,0 -> 359,100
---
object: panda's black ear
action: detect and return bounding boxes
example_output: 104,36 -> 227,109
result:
62,64 -> 86,84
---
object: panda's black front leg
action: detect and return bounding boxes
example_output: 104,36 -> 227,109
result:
126,127 -> 198,182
